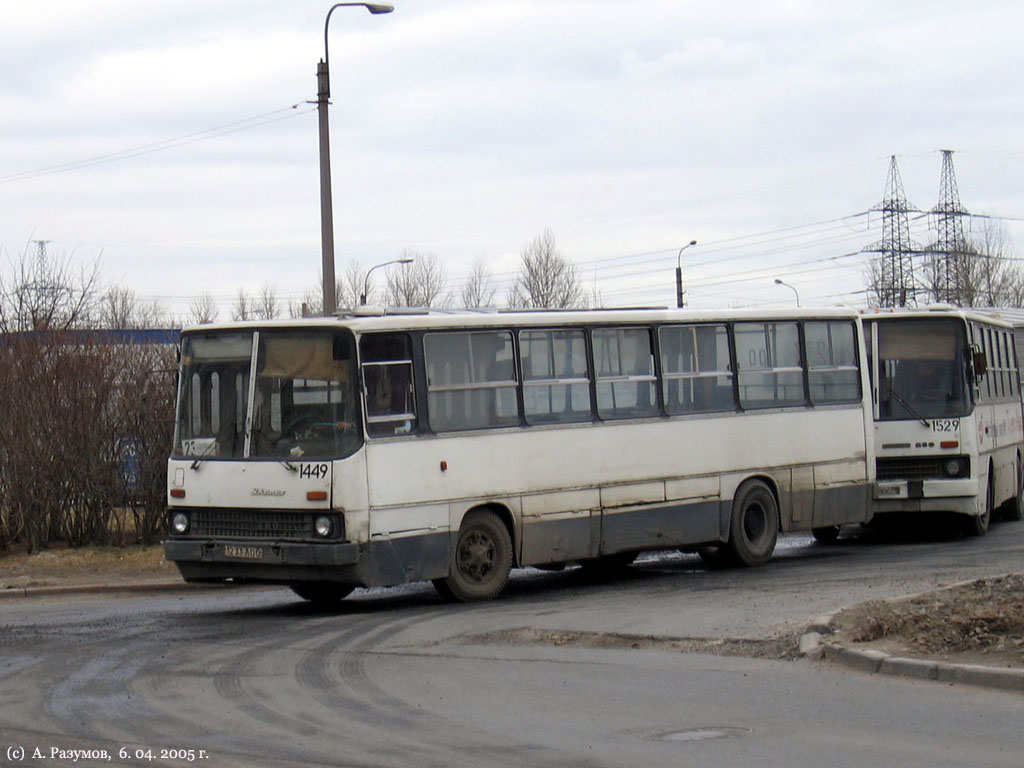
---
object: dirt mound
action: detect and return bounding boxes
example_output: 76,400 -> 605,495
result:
831,573 -> 1024,668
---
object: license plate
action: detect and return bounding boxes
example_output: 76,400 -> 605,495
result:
223,545 -> 264,560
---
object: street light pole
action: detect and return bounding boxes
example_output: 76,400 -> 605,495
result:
675,240 -> 697,308
361,257 -> 413,305
317,2 -> 394,317
774,278 -> 801,307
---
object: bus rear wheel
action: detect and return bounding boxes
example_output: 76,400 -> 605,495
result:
434,509 -> 512,602
727,480 -> 779,567
811,525 -> 841,544
290,582 -> 355,604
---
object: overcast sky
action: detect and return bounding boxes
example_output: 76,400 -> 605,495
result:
2,0 -> 1022,321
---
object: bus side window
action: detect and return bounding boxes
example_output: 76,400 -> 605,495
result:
659,324 -> 734,414
360,333 -> 418,436
592,327 -> 658,420
734,322 -> 805,409
425,331 -> 519,432
805,321 -> 860,404
520,328 -> 592,424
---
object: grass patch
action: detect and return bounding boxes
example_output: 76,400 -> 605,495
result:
0,544 -> 172,589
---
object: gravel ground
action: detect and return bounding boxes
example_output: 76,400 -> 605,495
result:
829,573 -> 1024,669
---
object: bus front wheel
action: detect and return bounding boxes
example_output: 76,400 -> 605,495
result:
290,582 -> 355,604
1000,457 -> 1023,522
964,473 -> 993,537
727,481 -> 779,567
434,509 -> 512,602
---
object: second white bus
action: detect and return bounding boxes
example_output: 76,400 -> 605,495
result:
862,306 -> 1024,535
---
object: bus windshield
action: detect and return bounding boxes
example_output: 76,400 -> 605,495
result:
173,329 -> 362,460
876,318 -> 972,421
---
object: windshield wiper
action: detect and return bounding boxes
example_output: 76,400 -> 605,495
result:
190,421 -> 236,469
887,388 -> 930,428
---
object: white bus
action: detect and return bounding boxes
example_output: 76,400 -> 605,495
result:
862,306 -> 1024,535
164,308 -> 874,602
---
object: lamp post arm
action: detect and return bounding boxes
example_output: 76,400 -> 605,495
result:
361,258 -> 413,305
675,240 -> 697,308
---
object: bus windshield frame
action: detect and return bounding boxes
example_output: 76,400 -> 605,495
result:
874,317 -> 973,421
172,328 -> 362,461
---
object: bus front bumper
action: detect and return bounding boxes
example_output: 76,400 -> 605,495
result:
874,478 -> 978,501
872,479 -> 980,516
164,539 -> 361,570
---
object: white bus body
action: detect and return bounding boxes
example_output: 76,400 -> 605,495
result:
165,308 -> 875,602
863,307 -> 1024,534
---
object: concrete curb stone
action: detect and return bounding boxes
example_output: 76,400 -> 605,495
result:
0,581 -> 215,599
803,633 -> 1024,692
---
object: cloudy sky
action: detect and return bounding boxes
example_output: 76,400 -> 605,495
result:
2,0 -> 1022,321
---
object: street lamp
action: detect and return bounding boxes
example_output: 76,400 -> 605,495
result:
675,240 -> 697,308
774,278 -> 801,307
317,2 -> 394,317
361,257 -> 413,305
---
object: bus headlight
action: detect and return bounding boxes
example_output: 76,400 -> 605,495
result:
945,459 -> 966,478
171,512 -> 190,535
314,516 -> 333,538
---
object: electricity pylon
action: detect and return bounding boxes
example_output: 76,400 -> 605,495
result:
865,156 -> 918,306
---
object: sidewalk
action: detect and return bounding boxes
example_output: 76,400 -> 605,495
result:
0,545 -> 189,599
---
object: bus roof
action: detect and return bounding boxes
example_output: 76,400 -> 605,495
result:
180,306 -> 865,336
859,305 -> 1016,329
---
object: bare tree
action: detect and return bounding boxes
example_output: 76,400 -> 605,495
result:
968,220 -> 1024,307
0,241 -> 102,332
386,251 -> 450,308
188,292 -> 219,325
338,260 -> 372,310
256,283 -> 281,320
461,258 -> 497,308
230,287 -> 252,321
507,229 -> 586,309
98,285 -> 166,329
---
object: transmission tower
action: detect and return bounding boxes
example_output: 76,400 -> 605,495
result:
865,156 -> 917,306
929,149 -> 970,304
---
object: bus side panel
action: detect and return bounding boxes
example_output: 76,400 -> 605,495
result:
813,461 -> 871,528
520,489 -> 599,566
363,532 -> 452,585
599,500 -> 720,554
778,466 -> 814,529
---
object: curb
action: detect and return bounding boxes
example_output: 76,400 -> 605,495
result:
799,631 -> 1024,692
0,581 -> 228,600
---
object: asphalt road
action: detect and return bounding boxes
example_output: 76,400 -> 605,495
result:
2,519 -> 1024,768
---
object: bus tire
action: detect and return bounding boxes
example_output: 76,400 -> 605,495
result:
811,525 -> 841,544
727,480 -> 779,567
434,509 -> 512,602
964,472 -> 994,537
290,582 -> 355,604
1000,457 -> 1023,522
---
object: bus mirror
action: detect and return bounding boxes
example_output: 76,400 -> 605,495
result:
973,350 -> 988,379
333,334 -> 354,361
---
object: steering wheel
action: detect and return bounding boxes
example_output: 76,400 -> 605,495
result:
282,414 -> 317,438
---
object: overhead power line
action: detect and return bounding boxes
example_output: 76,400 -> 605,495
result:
0,103 -> 310,185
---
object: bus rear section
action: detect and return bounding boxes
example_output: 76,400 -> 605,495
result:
865,309 -> 1024,535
